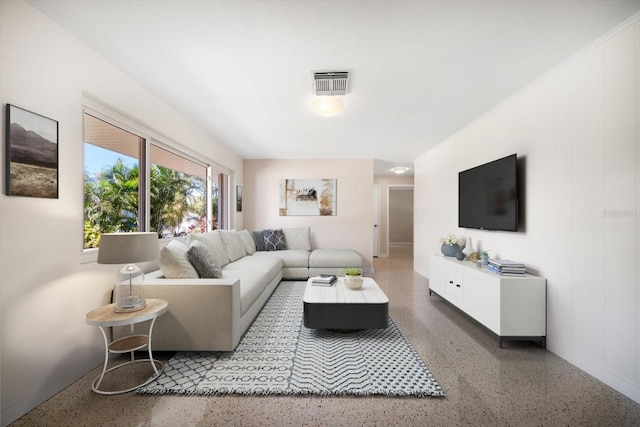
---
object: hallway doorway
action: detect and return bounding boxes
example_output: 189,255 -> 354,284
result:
388,185 -> 413,259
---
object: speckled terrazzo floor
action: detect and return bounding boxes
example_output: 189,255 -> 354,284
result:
11,245 -> 640,426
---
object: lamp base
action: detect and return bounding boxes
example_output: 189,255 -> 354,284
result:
113,299 -> 146,313
114,264 -> 146,313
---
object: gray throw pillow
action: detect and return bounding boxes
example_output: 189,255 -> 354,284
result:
187,241 -> 222,278
252,230 -> 266,251
263,229 -> 286,251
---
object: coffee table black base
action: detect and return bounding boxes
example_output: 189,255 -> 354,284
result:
303,302 -> 388,330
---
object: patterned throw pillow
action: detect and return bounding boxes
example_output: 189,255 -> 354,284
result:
187,241 -> 223,278
263,229 -> 286,251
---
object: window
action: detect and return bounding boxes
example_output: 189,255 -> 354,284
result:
149,144 -> 207,238
83,112 -> 229,249
84,114 -> 143,248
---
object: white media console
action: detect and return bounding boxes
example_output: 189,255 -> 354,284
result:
429,255 -> 546,348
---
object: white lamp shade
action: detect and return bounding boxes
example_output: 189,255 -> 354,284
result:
97,232 -> 159,265
310,96 -> 344,117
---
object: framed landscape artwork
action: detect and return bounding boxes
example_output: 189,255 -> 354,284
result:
5,105 -> 59,198
279,179 -> 336,216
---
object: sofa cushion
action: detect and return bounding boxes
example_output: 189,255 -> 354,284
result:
309,248 -> 363,268
252,230 -> 266,251
221,269 -> 269,316
263,229 -> 286,251
283,227 -> 311,250
238,229 -> 257,255
223,255 -> 282,284
219,229 -> 246,262
253,250 -> 310,269
281,267 -> 310,280
159,240 -> 199,279
187,241 -> 223,278
186,230 -> 230,267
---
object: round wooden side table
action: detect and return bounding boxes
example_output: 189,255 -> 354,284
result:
86,298 -> 168,395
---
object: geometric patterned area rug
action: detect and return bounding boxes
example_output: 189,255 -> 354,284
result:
137,281 -> 445,397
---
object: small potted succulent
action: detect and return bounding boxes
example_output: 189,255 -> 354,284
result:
344,267 -> 364,290
480,250 -> 490,265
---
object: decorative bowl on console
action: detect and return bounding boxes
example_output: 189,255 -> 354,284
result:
439,233 -> 465,257
441,244 -> 461,257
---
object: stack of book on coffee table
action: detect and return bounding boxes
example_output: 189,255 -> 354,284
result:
487,259 -> 526,276
310,274 -> 337,286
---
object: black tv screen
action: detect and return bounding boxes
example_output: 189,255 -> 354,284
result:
458,154 -> 518,231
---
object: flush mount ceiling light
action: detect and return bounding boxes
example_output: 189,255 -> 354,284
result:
391,167 -> 410,174
310,70 -> 350,117
310,96 -> 344,117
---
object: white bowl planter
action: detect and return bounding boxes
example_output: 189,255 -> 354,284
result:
344,275 -> 364,290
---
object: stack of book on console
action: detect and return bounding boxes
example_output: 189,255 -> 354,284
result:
311,274 -> 337,286
488,259 -> 526,276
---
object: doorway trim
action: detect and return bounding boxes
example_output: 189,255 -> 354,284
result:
373,184 -> 380,257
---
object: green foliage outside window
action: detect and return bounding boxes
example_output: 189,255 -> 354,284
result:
84,160 -> 208,248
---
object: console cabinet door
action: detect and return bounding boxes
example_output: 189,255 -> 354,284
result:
429,256 -> 446,296
462,269 -> 500,334
500,277 -> 546,336
445,262 -> 463,308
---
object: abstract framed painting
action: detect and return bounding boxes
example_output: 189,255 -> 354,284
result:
5,104 -> 59,198
279,179 -> 336,216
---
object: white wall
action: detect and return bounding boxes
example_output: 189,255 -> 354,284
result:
415,18 -> 640,403
243,159 -> 374,271
0,1 -> 243,425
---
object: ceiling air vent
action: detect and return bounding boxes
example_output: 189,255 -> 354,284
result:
313,71 -> 350,96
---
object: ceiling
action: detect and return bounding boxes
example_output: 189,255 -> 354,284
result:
28,0 -> 640,175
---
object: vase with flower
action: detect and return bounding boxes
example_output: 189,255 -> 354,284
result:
439,233 -> 465,257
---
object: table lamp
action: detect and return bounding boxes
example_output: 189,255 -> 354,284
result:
97,232 -> 160,313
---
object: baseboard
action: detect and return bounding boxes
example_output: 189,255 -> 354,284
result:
1,355 -> 102,427
414,266 -> 429,279
549,347 -> 640,404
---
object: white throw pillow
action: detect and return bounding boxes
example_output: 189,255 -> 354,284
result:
159,240 -> 199,279
283,227 -> 311,250
219,229 -> 247,262
238,229 -> 257,255
186,231 -> 230,267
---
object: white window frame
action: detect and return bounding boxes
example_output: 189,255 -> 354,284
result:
80,97 -> 233,264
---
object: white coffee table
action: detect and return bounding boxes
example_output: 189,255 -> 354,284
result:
303,277 -> 389,330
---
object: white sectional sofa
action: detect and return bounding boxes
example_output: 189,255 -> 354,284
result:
116,227 -> 362,352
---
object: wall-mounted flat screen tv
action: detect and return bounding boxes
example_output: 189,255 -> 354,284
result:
458,154 -> 518,231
